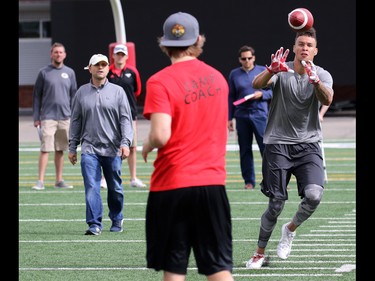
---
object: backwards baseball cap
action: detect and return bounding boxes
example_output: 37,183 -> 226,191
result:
160,12 -> 199,47
84,54 -> 109,70
113,44 -> 128,55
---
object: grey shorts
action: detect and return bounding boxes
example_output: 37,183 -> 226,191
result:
260,143 -> 324,200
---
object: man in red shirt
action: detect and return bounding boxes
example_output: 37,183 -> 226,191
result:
141,12 -> 234,281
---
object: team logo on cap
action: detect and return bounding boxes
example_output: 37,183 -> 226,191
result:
171,24 -> 185,38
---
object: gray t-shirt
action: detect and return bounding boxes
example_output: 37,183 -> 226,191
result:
32,64 -> 77,121
264,61 -> 333,144
69,79 -> 133,157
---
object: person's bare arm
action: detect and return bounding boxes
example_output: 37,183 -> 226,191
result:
313,82 -> 334,106
252,70 -> 273,89
142,113 -> 171,162
319,105 -> 330,122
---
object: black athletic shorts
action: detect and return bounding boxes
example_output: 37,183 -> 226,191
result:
260,143 -> 325,200
145,185 -> 233,276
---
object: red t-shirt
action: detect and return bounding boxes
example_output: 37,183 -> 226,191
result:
143,59 -> 229,191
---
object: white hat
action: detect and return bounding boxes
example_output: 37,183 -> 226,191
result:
84,54 -> 109,70
113,44 -> 128,55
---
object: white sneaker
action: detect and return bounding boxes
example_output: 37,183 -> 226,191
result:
277,223 -> 296,259
100,177 -> 107,189
32,180 -> 45,190
245,253 -> 265,269
130,178 -> 146,188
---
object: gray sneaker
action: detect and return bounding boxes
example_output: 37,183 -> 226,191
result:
32,180 -> 45,190
55,180 -> 73,189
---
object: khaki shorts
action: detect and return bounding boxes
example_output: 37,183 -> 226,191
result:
40,119 -> 70,152
131,120 -> 138,148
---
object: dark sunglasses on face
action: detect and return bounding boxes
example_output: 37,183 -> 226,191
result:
240,57 -> 253,61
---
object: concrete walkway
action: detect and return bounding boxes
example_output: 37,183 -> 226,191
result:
19,113 -> 355,144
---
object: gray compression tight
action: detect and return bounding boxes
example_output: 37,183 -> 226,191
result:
257,184 -> 323,249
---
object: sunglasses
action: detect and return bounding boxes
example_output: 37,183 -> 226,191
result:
240,57 -> 253,61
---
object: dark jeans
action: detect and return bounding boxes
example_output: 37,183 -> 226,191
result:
235,114 -> 267,186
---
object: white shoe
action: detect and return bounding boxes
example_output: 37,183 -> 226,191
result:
130,178 -> 146,188
245,253 -> 265,269
277,223 -> 296,259
100,178 -> 107,189
32,180 -> 45,190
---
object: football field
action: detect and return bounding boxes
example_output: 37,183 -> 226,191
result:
19,140 -> 355,280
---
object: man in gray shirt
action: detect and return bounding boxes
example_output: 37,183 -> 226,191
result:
245,27 -> 334,269
68,54 -> 133,235
32,42 -> 77,190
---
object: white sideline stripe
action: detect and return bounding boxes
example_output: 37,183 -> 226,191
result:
18,266 -> 347,270
319,225 -> 356,228
310,229 -> 355,232
19,241 -> 355,246
233,273 -> 344,277
19,265 -> 355,277
18,216 -> 356,221
335,264 -> 356,272
18,142 -> 355,152
18,200 -> 356,206
301,234 -> 356,237
19,218 -> 144,222
19,265 -> 355,272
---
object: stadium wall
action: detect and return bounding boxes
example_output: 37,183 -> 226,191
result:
19,0 -> 356,111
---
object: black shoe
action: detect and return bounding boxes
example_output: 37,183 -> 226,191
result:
85,225 -> 102,235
